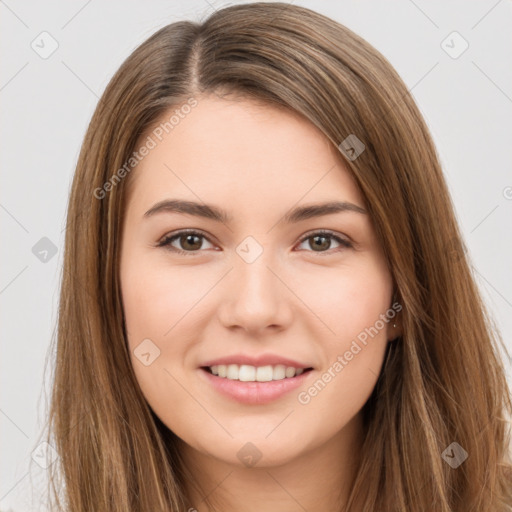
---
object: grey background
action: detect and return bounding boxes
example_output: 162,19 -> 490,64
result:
1,1 -> 511,510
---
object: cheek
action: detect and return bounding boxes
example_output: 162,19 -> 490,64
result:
121,256 -> 207,344
295,254 -> 392,343
293,257 -> 392,409
120,255 -> 214,402
120,257 -> 205,426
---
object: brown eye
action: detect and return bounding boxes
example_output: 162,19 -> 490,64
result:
296,231 -> 352,253
157,229 -> 352,256
158,230 -> 215,255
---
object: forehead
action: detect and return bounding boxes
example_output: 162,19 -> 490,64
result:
124,95 -> 366,219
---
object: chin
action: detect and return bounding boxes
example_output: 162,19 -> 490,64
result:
199,431 -> 314,468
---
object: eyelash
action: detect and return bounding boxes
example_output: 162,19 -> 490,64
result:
157,229 -> 353,256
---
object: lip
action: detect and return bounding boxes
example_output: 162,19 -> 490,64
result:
199,366 -> 314,405
200,353 -> 314,369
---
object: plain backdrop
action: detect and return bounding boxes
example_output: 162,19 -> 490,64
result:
1,1 -> 511,510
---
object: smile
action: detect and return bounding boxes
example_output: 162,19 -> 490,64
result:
199,365 -> 314,405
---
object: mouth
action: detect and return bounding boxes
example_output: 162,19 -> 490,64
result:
198,364 -> 314,405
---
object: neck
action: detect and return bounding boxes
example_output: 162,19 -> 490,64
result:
178,412 -> 365,512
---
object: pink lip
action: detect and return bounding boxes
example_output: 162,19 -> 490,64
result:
199,367 -> 313,405
200,353 -> 313,369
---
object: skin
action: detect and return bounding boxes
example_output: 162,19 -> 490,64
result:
119,94 -> 400,512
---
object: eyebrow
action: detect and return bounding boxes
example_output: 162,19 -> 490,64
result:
143,199 -> 367,224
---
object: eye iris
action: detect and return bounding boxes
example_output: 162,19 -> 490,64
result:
181,234 -> 202,251
310,235 -> 331,251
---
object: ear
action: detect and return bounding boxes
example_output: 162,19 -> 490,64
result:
387,290 -> 402,341
387,319 -> 402,342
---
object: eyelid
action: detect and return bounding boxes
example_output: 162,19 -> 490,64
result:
156,228 -> 216,252
296,229 -> 353,252
298,228 -> 350,243
157,228 -> 353,255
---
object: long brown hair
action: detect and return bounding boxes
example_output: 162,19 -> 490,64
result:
43,2 -> 512,510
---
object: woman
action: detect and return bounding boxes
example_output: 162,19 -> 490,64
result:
44,2 -> 512,510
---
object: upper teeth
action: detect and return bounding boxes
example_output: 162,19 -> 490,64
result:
210,364 -> 305,382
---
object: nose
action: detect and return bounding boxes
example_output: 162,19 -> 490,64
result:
217,253 -> 294,335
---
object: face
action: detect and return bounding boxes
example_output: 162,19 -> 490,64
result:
119,94 -> 397,468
